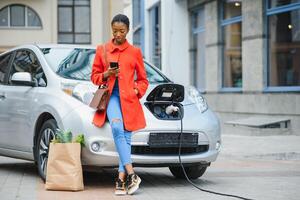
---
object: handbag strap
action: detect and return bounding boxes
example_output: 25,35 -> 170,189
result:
100,43 -> 121,89
102,44 -> 109,68
100,44 -> 109,89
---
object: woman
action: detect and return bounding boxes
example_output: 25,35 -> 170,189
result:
91,14 -> 149,195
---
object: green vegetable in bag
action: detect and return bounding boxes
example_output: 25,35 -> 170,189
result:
52,129 -> 85,147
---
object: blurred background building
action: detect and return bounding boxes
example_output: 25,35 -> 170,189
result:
1,0 -> 299,135
0,0 -> 127,52
125,0 -> 300,136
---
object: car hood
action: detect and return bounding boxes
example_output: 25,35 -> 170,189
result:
70,81 -> 197,106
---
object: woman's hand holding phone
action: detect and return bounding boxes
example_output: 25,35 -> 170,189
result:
109,62 -> 119,77
108,67 -> 119,77
104,62 -> 119,79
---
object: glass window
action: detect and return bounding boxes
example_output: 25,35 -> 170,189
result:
132,0 -> 144,52
0,53 -> 12,84
58,34 -> 74,43
190,7 -> 206,92
149,4 -> 161,69
75,34 -> 90,43
221,0 -> 242,88
10,5 -> 25,26
0,6 -> 8,26
10,50 -> 46,86
58,0 -> 73,6
133,31 -> 141,47
58,7 -> 72,32
27,7 -> 42,27
74,0 -> 90,6
74,6 -> 90,33
0,4 -> 42,28
144,62 -> 170,84
268,0 -> 300,8
267,1 -> 300,87
41,47 -> 169,83
192,7 -> 205,28
133,0 -> 141,28
223,0 -> 242,19
58,0 -> 91,44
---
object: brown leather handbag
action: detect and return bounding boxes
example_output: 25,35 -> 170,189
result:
89,44 -> 110,111
89,85 -> 110,111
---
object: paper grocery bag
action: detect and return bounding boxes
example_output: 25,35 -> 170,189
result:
45,143 -> 84,191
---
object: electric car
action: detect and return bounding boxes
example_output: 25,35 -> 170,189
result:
0,44 -> 221,180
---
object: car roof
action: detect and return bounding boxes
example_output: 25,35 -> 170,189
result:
35,43 -> 96,49
1,44 -> 96,55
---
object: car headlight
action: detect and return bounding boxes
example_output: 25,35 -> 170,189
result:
61,82 -> 95,105
187,86 -> 208,113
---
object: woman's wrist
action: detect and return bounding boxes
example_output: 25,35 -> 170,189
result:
103,71 -> 110,80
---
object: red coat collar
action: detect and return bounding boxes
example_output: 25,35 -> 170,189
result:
107,39 -> 130,53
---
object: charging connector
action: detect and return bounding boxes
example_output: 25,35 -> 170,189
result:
165,104 -> 179,115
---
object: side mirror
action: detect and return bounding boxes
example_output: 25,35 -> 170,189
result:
11,72 -> 36,87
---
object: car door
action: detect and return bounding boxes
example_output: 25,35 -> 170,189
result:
0,49 -> 41,153
0,52 -> 15,150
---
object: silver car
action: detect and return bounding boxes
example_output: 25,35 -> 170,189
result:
0,44 -> 221,180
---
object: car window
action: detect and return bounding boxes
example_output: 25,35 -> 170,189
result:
144,62 -> 170,83
0,53 -> 12,84
42,47 -> 170,84
9,50 -> 47,87
42,48 -> 95,81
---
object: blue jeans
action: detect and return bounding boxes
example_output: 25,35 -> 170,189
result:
106,80 -> 132,172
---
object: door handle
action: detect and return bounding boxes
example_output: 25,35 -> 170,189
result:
0,93 -> 6,100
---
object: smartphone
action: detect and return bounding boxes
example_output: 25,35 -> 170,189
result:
110,62 -> 119,69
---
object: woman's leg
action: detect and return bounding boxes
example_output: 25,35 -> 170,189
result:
123,130 -> 134,174
106,90 -> 133,178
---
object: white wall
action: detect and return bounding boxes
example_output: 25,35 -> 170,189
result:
91,0 -> 104,45
122,0 -> 133,44
161,0 -> 190,85
143,0 -> 190,85
0,0 -> 57,47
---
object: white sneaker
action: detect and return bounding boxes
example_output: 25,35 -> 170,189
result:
115,178 -> 126,195
126,174 -> 141,195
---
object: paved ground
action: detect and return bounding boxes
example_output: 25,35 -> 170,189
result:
0,134 -> 300,200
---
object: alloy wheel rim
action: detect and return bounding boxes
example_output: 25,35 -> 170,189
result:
39,128 -> 55,176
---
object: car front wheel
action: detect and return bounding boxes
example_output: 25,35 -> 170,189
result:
169,164 -> 208,179
35,119 -> 57,181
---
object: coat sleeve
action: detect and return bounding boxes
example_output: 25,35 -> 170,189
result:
134,48 -> 149,99
91,45 -> 107,85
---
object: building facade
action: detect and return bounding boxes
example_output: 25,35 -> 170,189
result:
125,0 -> 300,135
0,0 -> 127,53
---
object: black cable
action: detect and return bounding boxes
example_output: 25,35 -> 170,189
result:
177,110 -> 254,200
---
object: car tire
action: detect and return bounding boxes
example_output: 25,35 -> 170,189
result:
35,119 -> 57,181
169,164 -> 208,179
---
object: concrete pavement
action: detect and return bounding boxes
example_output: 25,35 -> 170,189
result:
0,134 -> 300,200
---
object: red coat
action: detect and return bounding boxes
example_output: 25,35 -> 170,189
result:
91,39 -> 149,131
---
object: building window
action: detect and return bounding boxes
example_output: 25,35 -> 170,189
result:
132,0 -> 145,54
190,7 -> 205,92
221,0 -> 242,89
267,0 -> 300,89
58,0 -> 91,44
149,3 -> 161,69
0,4 -> 42,28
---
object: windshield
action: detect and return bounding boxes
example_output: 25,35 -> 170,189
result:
41,47 -> 169,83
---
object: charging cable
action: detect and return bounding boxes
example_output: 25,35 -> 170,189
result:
166,106 -> 254,200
